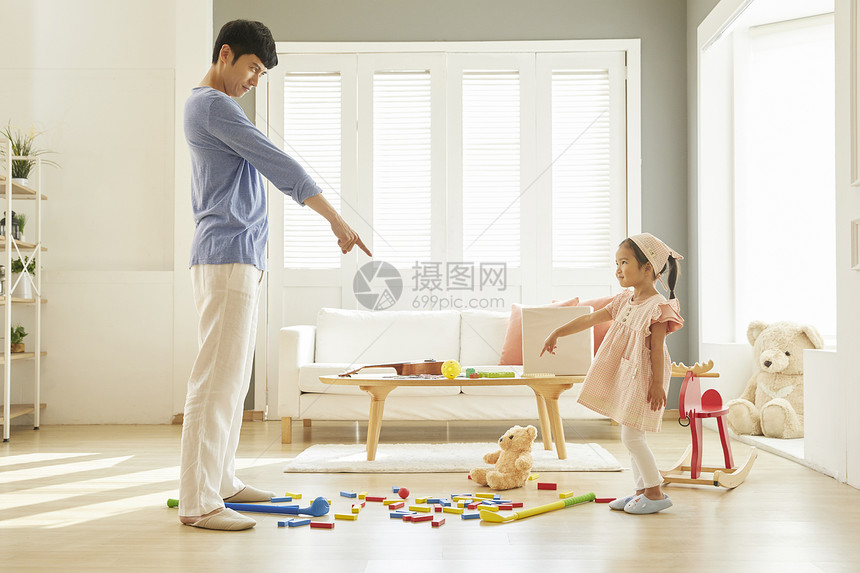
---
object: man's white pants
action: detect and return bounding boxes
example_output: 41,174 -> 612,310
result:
179,264 -> 263,518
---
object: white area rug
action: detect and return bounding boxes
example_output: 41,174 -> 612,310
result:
283,442 -> 621,473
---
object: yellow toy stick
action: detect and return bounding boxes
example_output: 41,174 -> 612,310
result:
479,492 -> 595,523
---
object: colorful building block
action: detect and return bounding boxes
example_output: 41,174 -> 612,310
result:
432,518 -> 446,527
559,491 -> 575,499
277,520 -> 289,527
309,521 -> 334,529
284,492 -> 302,499
475,493 -> 494,499
528,474 -> 539,480
411,514 -> 433,522
334,513 -> 358,520
461,512 -> 481,520
415,497 -> 427,504
409,505 -> 431,513
595,497 -> 617,503
537,482 -> 558,490
288,518 -> 311,527
512,501 -> 524,508
340,491 -> 358,498
388,502 -> 405,510
498,503 -> 513,511
358,492 -> 368,499
270,496 -> 293,503
366,496 -> 386,502
443,506 -> 464,514
392,487 -> 400,493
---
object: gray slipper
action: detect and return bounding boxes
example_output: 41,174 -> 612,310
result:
188,508 -> 256,530
623,494 -> 673,514
608,495 -> 636,510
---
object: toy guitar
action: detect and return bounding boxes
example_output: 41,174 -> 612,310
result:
339,359 -> 443,377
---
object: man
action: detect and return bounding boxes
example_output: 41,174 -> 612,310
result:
179,20 -> 370,531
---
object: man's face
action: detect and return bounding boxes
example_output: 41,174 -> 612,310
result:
224,52 -> 267,98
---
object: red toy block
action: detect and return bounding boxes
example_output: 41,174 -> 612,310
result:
366,496 -> 387,502
309,521 -> 335,529
512,501 -> 524,508
432,518 -> 446,528
499,503 -> 513,510
388,502 -> 405,510
595,497 -> 616,504
434,505 -> 443,513
411,514 -> 433,523
537,482 -> 557,490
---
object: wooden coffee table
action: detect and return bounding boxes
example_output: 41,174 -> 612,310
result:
319,374 -> 584,461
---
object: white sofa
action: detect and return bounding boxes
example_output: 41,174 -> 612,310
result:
278,307 -> 602,443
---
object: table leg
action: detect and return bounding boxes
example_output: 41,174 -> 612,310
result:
535,394 -> 553,450
360,385 -> 394,461
530,384 -> 573,460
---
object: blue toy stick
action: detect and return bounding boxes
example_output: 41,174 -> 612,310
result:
225,496 -> 330,517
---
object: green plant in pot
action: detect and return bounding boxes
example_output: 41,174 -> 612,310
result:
10,257 -> 35,299
15,213 -> 27,241
0,122 -> 59,184
10,324 -> 27,353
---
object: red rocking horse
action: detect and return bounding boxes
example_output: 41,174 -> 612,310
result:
660,361 -> 757,488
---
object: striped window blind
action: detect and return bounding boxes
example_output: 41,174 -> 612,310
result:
550,70 -> 612,269
462,70 -> 520,266
372,71 -> 433,266
283,72 -> 342,269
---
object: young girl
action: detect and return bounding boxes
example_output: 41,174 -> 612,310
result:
541,233 -> 684,514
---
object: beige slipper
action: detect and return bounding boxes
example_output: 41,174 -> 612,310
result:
223,485 -> 276,503
187,508 -> 255,531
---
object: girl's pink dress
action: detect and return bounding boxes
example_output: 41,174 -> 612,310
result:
577,290 -> 684,432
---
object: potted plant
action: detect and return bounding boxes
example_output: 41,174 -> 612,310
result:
15,213 -> 27,242
0,122 -> 59,186
10,324 -> 27,353
10,256 -> 35,299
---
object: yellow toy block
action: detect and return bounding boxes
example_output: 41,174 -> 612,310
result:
383,499 -> 402,506
443,506 -> 465,514
335,513 -> 358,520
358,492 -> 368,500
409,505 -> 432,513
559,491 -> 575,499
415,497 -> 427,504
528,474 -> 539,480
284,492 -> 302,499
457,501 -> 466,508
452,496 -> 471,502
475,493 -> 495,499
480,505 -> 499,512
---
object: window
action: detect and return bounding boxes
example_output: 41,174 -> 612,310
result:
262,42 -> 638,307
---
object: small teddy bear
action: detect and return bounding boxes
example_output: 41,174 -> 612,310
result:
470,424 -> 537,490
726,320 -> 823,439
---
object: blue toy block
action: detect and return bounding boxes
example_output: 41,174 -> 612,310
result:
288,518 -> 311,527
392,487 -> 400,493
340,491 -> 358,498
270,497 -> 293,503
461,513 -> 481,520
278,520 -> 289,527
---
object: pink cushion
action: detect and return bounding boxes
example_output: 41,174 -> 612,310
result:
498,298 -> 579,365
577,295 -> 615,352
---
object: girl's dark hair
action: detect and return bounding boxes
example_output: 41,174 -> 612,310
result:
212,20 -> 278,70
619,238 -> 680,300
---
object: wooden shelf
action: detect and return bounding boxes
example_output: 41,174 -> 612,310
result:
0,236 -> 47,251
0,403 -> 46,424
0,352 -> 47,364
0,298 -> 47,304
0,176 -> 48,200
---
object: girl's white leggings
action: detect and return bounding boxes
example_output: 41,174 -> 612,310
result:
621,424 -> 662,490
179,264 -> 263,518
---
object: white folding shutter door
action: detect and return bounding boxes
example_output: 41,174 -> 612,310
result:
283,72 -> 342,269
462,70 -> 520,266
372,71 -> 432,266
551,70 -> 612,269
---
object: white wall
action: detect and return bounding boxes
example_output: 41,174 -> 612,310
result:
0,0 -> 209,424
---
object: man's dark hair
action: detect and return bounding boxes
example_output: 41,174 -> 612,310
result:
212,20 -> 278,70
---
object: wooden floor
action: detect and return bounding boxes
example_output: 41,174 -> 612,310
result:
1,419 -> 858,572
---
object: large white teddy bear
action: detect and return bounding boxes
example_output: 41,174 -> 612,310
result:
726,321 -> 823,439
